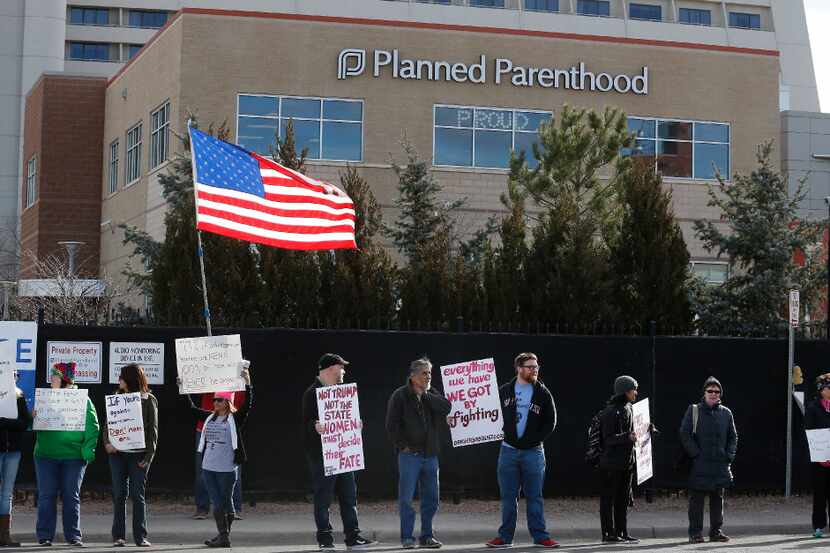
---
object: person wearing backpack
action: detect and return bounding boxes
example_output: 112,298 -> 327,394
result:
804,373 -> 830,538
679,376 -> 737,544
597,376 -> 639,544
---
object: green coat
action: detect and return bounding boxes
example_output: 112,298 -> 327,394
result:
35,398 -> 100,462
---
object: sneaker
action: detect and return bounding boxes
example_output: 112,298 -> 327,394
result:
113,539 -> 126,547
137,539 -> 152,547
345,535 -> 376,549
602,535 -> 622,543
233,513 -> 243,521
68,539 -> 84,547
318,544 -> 335,551
38,539 -> 52,547
485,537 -> 513,548
534,539 -> 560,548
402,539 -> 416,549
419,536 -> 442,549
689,536 -> 705,544
709,532 -> 730,543
192,510 -> 209,520
618,534 -> 639,543
815,529 -> 825,539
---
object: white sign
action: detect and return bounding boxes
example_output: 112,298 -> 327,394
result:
175,334 -> 244,394
109,342 -> 164,385
33,388 -> 88,431
46,341 -> 102,384
316,383 -> 364,476
0,342 -> 17,419
789,290 -> 800,327
105,392 -> 145,451
440,358 -> 503,447
337,49 -> 649,95
633,398 -> 653,485
807,428 -> 830,462
0,321 -> 37,410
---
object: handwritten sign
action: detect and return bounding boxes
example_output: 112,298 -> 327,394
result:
441,358 -> 503,447
175,335 -> 244,394
0,341 -> 17,418
46,341 -> 102,384
109,342 -> 164,385
316,383 -> 364,476
105,392 -> 145,450
807,428 -> 830,462
633,398 -> 653,485
33,388 -> 88,431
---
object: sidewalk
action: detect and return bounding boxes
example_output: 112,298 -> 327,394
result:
8,496 -> 815,546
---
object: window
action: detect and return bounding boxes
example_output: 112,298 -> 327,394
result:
577,0 -> 610,16
108,140 -> 119,195
525,0 -> 559,11
150,102 -> 170,169
471,0 -> 505,6
623,117 -> 730,180
126,122 -> 142,185
237,95 -> 363,161
67,41 -> 113,61
128,10 -> 169,28
69,7 -> 110,25
434,105 -> 552,169
679,8 -> 711,25
629,3 -> 661,21
691,262 -> 728,285
729,12 -> 760,29
127,44 -> 143,59
25,156 -> 37,209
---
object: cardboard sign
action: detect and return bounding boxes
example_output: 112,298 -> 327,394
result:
46,341 -> 102,384
633,398 -> 653,485
33,388 -> 88,431
0,322 -> 36,410
440,358 -> 503,447
0,341 -> 17,419
109,342 -> 164,385
175,335 -> 244,394
807,428 -> 830,462
316,383 -> 364,476
105,392 -> 145,451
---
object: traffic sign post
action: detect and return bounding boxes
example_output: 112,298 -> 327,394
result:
786,289 -> 799,498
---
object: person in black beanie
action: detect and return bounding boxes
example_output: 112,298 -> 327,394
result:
597,376 -> 639,544
804,373 -> 830,538
680,376 -> 737,544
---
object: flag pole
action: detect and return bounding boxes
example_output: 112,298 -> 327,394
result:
187,119 -> 212,336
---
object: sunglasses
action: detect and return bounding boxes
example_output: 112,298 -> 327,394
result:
212,398 -> 227,403
705,389 -> 721,395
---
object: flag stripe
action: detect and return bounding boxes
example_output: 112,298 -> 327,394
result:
262,184 -> 354,206
197,222 -> 356,251
197,201 -> 355,230
197,185 -> 356,218
197,214 -> 356,244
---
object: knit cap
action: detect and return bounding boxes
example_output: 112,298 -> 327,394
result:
702,376 -> 723,395
51,362 -> 76,385
614,375 -> 638,396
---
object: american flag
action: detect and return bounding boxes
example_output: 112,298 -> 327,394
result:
188,127 -> 356,250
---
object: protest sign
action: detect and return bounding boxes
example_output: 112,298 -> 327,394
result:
441,358 -> 503,447
0,341 -> 17,418
316,383 -> 364,476
33,388 -> 88,431
0,322 -> 36,410
109,343 -> 164,385
175,335 -> 244,394
46,341 -> 102,384
633,398 -> 653,485
807,428 -> 830,462
105,392 -> 145,450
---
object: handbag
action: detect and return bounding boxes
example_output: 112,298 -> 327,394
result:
673,404 -> 698,474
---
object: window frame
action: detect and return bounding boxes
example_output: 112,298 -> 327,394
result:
524,0 -> 559,11
108,140 -> 119,196
149,101 -> 170,170
25,155 -> 37,209
690,261 -> 729,285
577,0 -> 611,16
678,7 -> 711,26
470,0 -> 506,7
68,6 -> 111,26
126,9 -> 169,29
728,11 -> 761,30
628,3 -> 661,21
125,122 -> 143,186
236,94 -> 365,163
67,41 -> 114,62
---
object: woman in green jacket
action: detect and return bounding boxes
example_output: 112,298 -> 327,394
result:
34,362 -> 99,547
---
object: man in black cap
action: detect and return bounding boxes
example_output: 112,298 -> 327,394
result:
302,354 -> 375,550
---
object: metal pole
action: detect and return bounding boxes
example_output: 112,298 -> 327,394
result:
786,323 -> 794,497
196,231 -> 212,336
826,200 -> 830,340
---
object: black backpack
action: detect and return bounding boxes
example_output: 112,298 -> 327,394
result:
585,407 -> 606,467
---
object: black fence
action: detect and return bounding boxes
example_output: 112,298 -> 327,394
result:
16,323 -> 830,500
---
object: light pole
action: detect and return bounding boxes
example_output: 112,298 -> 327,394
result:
825,197 -> 830,340
57,241 -> 85,276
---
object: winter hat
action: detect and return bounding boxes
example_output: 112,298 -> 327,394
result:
318,353 -> 349,371
51,362 -> 76,385
816,373 -> 830,392
213,391 -> 235,405
614,375 -> 639,396
702,376 -> 723,394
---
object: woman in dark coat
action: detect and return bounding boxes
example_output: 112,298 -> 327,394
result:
679,376 -> 737,544
804,373 -> 830,538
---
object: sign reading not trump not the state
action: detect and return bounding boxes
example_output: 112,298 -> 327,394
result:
316,383 -> 364,476
175,334 -> 245,394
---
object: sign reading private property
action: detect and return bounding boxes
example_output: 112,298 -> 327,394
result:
441,358 -> 503,447
105,392 -> 145,451
33,388 -> 88,431
316,383 -> 364,476
46,341 -> 102,384
807,428 -> 830,462
109,342 -> 164,385
0,341 -> 17,419
175,335 -> 244,394
633,398 -> 653,485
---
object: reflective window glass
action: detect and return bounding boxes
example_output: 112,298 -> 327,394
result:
657,141 -> 692,178
514,132 -> 541,169
474,109 -> 512,130
694,143 -> 729,180
323,100 -> 362,122
322,122 -> 362,161
281,98 -> 321,119
475,131 -> 512,168
515,112 -> 551,132
658,121 -> 692,140
577,0 -> 610,16
281,119 -> 320,159
435,128 -> 473,166
695,122 -> 729,143
679,8 -> 711,25
525,0 -> 559,11
239,95 -> 279,117
435,107 -> 474,128
629,3 -> 661,21
628,117 -> 655,139
237,117 -> 278,155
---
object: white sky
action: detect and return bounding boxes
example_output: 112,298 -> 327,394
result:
806,0 -> 829,112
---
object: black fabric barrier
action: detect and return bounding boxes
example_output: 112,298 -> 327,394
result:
17,324 -> 827,498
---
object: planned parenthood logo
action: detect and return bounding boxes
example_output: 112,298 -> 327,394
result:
337,49 -> 366,80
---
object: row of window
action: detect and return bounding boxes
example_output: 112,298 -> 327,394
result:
68,7 -> 170,29
107,102 -> 170,195
67,41 -> 144,62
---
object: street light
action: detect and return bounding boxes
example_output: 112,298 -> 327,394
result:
57,241 -> 85,276
825,197 -> 830,340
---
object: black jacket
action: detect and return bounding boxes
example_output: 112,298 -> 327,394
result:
385,383 -> 451,457
680,400 -> 738,491
0,394 -> 31,453
188,385 -> 253,465
499,377 -> 557,449
301,378 -> 326,456
599,396 -> 635,471
805,399 -> 830,431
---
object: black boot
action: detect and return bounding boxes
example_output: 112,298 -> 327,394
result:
205,511 -> 230,548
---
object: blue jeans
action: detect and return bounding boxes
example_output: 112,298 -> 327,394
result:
202,469 -> 236,515
497,444 -> 550,543
397,452 -> 439,543
0,452 -> 21,515
195,431 -> 242,512
35,457 -> 87,542
109,452 -> 149,543
307,454 -> 360,545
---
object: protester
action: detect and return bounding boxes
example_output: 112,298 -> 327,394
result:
103,363 -> 158,547
34,362 -> 100,547
597,376 -> 639,544
302,353 -> 375,550
680,376 -> 737,544
0,371 -> 32,546
386,357 -> 451,549
183,362 -> 252,548
486,352 -> 559,549
805,373 -> 830,538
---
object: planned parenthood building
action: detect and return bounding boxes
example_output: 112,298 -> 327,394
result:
18,1 -> 822,298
